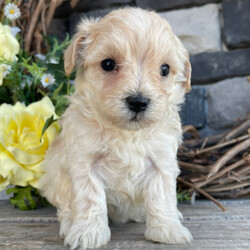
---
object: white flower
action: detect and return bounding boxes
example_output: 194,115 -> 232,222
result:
11,27 -> 21,37
21,79 -> 32,88
41,73 -> 55,87
35,54 -> 46,61
35,55 -> 59,64
4,3 -> 21,21
27,79 -> 32,87
49,58 -> 59,64
2,64 -> 12,78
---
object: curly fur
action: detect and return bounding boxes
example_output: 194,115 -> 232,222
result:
39,7 -> 193,249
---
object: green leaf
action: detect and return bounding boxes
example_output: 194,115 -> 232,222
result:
55,95 -> 69,116
40,115 -> 58,141
6,186 -> 37,210
52,82 -> 64,99
177,189 -> 191,202
6,186 -> 50,210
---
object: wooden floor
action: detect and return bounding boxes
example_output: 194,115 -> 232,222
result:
0,199 -> 250,249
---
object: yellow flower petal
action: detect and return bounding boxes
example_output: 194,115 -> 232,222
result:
0,23 -> 20,59
0,97 -> 59,189
26,163 -> 44,188
27,96 -> 57,119
45,124 -> 60,144
0,151 -> 34,187
0,102 -> 25,117
7,146 -> 44,165
0,23 -> 19,85
0,175 -> 9,191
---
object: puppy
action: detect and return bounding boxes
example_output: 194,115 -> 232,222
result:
40,7 -> 192,249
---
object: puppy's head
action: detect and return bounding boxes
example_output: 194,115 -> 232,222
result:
64,8 -> 191,130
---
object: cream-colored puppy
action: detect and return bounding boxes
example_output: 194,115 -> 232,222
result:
40,7 -> 192,249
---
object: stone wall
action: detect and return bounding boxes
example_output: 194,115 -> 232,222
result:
50,0 -> 250,135
1,0 -> 250,200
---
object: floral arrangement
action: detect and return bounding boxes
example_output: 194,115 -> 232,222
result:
0,1 -> 75,209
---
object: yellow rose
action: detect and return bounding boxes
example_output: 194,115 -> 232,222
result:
0,23 -> 20,85
0,97 -> 59,191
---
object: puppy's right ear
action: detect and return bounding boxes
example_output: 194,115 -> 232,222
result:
64,19 -> 98,76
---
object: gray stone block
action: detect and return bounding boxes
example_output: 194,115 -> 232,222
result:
74,0 -> 132,10
160,4 -> 221,55
54,1 -> 73,18
70,5 -> 221,55
55,0 -> 132,18
222,0 -> 250,49
190,49 -> 250,84
48,18 -> 69,41
206,76 -> 250,129
69,9 -> 116,35
181,86 -> 206,128
136,0 -> 221,10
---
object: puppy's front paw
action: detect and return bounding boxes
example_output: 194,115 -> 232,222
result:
145,220 -> 192,244
64,220 -> 111,249
59,216 -> 72,238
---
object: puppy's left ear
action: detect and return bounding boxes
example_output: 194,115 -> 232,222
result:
183,55 -> 192,93
64,19 -> 98,76
173,36 -> 192,93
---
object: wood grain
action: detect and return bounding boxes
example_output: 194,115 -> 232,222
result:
1,200 -> 250,249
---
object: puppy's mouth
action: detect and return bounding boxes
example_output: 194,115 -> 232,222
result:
130,113 -> 142,122
131,115 -> 138,122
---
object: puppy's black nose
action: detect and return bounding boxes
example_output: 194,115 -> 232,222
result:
126,94 -> 150,113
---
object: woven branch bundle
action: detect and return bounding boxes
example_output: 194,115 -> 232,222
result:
0,0 -> 80,54
179,116 -> 250,211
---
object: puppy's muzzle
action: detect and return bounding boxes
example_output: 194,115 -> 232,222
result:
126,94 -> 150,113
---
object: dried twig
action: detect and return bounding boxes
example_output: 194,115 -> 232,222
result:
235,165 -> 250,176
195,134 -> 250,155
200,137 -> 208,150
196,159 -> 245,187
182,125 -> 201,139
25,0 -> 45,52
178,161 -> 208,173
46,0 -> 64,29
204,181 -> 250,192
208,138 -> 250,179
219,118 -> 250,143
178,116 -> 250,207
177,177 -> 227,211
209,187 -> 250,198
70,0 -> 80,8
182,132 -> 226,148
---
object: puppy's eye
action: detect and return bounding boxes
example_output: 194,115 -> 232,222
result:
160,64 -> 170,77
101,59 -> 116,72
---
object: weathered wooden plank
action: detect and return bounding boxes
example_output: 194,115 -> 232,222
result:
0,201 -> 57,223
1,200 -> 250,222
1,200 -> 250,249
1,220 -> 250,249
